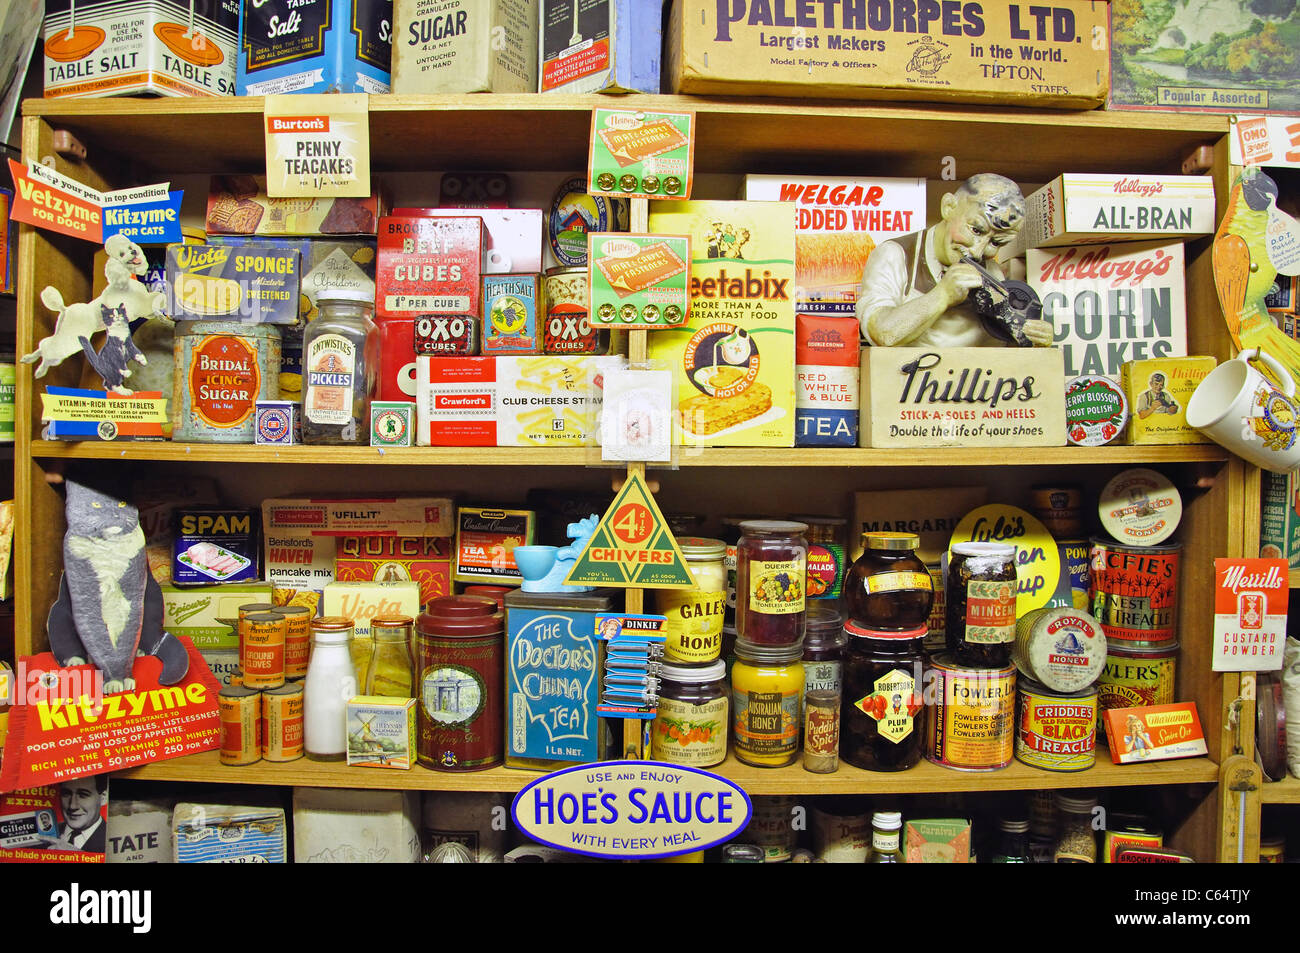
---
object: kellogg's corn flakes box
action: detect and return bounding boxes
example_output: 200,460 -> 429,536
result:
647,201 -> 796,447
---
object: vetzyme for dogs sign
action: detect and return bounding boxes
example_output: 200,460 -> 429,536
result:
7,160 -> 182,244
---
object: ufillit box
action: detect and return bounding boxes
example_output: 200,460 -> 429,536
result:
43,0 -> 239,98
237,0 -> 391,94
393,0 -> 538,94
1024,175 -> 1216,248
539,0 -> 660,93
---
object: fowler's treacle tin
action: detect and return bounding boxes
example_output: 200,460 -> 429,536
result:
1015,678 -> 1097,771
1089,539 -> 1180,646
1096,641 -> 1178,741
923,654 -> 1016,771
262,683 -> 304,762
218,686 -> 262,766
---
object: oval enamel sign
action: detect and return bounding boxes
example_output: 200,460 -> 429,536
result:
511,761 -> 752,860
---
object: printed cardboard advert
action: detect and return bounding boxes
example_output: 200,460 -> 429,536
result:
1212,558 -> 1289,672
41,388 -> 169,442
1231,116 -> 1300,169
1028,241 -> 1186,379
0,783 -> 107,863
596,614 -> 667,718
589,108 -> 694,201
539,0 -> 661,94
264,94 -> 372,199
0,639 -> 220,793
588,233 -> 691,329
565,472 -> 694,589
1104,702 -> 1208,764
9,160 -> 182,244
1024,175 -> 1216,248
1260,470 -> 1300,567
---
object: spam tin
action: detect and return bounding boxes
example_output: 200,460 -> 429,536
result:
481,274 -> 542,354
548,176 -> 628,268
173,507 -> 261,585
1065,376 -> 1128,447
377,216 -> 485,320
1014,678 -> 1097,772
166,244 -> 301,325
237,0 -> 391,95
1099,468 -> 1182,546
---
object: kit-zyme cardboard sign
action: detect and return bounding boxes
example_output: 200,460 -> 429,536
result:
859,347 -> 1066,447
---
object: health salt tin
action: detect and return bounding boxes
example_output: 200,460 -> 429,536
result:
1015,679 -> 1097,772
1089,539 -> 1181,647
923,654 -> 1015,772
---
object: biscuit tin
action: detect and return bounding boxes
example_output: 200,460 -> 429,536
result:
346,697 -> 416,769
482,273 -> 543,354
393,0 -> 538,93
377,215 -> 485,324
335,535 -> 452,606
539,0 -> 660,94
207,175 -> 384,236
166,244 -> 301,325
1121,356 -> 1214,445
44,0 -> 239,98
174,321 -> 281,443
647,200 -> 797,447
255,400 -> 300,445
370,401 -> 415,447
237,0 -> 391,95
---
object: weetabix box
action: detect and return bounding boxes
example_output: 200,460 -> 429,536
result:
743,176 -> 927,317
647,200 -> 797,447
1023,175 -> 1216,248
44,0 -> 239,98
859,347 -> 1067,448
377,216 -> 485,325
237,0 -> 391,94
666,0 -> 1109,108
393,0 -> 538,93
1260,470 -> 1300,567
1121,356 -> 1215,445
539,0 -> 660,93
1028,241 -> 1187,379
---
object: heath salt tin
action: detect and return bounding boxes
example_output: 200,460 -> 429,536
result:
174,321 -> 281,443
482,274 -> 542,354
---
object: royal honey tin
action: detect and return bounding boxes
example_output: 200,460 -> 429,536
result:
174,322 -> 282,443
262,683 -> 304,762
1089,539 -> 1181,646
272,605 -> 313,680
923,654 -> 1015,772
1012,606 -> 1107,694
1096,642 -> 1178,741
218,686 -> 262,766
543,266 -> 604,354
241,612 -> 286,690
1015,678 -> 1097,772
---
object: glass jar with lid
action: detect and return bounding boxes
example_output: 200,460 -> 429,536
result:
303,617 -> 358,761
793,514 -> 848,601
803,602 -> 846,697
946,542 -> 1018,668
654,537 -> 727,664
731,637 -> 804,767
1053,793 -> 1099,863
651,660 -> 728,767
866,811 -> 904,863
841,621 -> 926,771
736,520 -> 808,646
843,532 -> 933,631
302,286 -> 380,445
366,615 -> 415,697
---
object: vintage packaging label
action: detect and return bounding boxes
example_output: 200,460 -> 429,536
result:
855,668 -> 919,744
1024,175 -> 1216,248
323,580 -> 421,641
206,175 -> 384,236
864,571 -> 932,595
370,401 -> 415,447
239,0 -> 392,94
589,233 -> 690,329
1030,241 -> 1187,378
658,589 -> 725,663
647,200 -> 797,447
1065,376 -> 1128,446
1260,470 -> 1300,567
539,0 -> 661,94
652,696 -> 728,766
161,581 -> 275,649
926,664 -> 1016,769
804,702 -> 839,758
1212,558 -> 1288,672
482,273 -> 542,354
255,401 -> 300,445
334,535 -> 452,606
748,557 -> 806,615
303,333 -> 357,425
1015,686 -> 1096,771
733,688 -> 800,757
589,108 -> 694,200
166,244 -> 301,324
1090,541 -> 1180,645
1121,356 -> 1214,445
796,314 -> 860,447
806,542 -> 845,600
507,606 -> 601,763
377,215 -> 484,319
185,334 -> 263,431
543,268 -> 595,352
346,697 -> 416,769
408,207 -> 543,274
1098,468 -> 1182,547
1098,650 -> 1176,739
263,685 -> 304,761
263,94 -> 372,199
393,0 -> 538,94
1104,702 -> 1207,764
852,486 -> 987,563
964,580 -> 1017,644
453,506 -> 534,583
173,508 -> 260,586
804,657 -> 841,696
416,314 -> 478,355
904,819 -> 972,864
667,0 -> 1109,107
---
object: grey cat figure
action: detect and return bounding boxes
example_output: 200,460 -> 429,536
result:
80,303 -> 147,395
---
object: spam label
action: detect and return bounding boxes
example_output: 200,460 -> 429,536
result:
166,244 -> 301,324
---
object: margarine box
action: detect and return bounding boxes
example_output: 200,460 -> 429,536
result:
44,0 -> 239,98
1024,175 -> 1216,248
666,0 -> 1109,108
1260,470 -> 1300,567
165,243 -> 301,325
851,486 -> 989,563
161,581 -> 274,649
173,803 -> 287,863
647,200 -> 796,447
293,789 -> 421,862
860,346 -> 1067,448
1120,356 -> 1215,445
394,0 -> 539,94
743,176 -> 926,316
335,535 -> 453,606
345,697 -> 417,770
207,175 -> 386,237
238,0 -> 391,94
323,580 -> 422,641
539,0 -> 660,93
210,237 -> 377,323
415,355 -> 624,446
261,496 -> 455,599
107,799 -> 173,864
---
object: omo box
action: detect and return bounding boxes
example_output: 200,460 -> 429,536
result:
237,0 -> 392,94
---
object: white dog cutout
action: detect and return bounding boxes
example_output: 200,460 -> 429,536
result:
21,234 -> 166,378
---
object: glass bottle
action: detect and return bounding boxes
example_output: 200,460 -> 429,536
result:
1053,793 -> 1098,863
303,617 -> 358,761
302,286 -> 380,445
841,622 -> 926,772
843,532 -> 933,631
991,819 -> 1030,862
655,537 -> 727,663
866,811 -> 904,863
366,615 -> 415,697
946,542 -> 1018,668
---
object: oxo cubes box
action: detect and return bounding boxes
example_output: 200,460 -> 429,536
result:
376,216 -> 485,320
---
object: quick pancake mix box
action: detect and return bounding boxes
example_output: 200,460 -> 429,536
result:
1023,175 -> 1216,248
666,0 -> 1110,108
393,0 -> 538,93
743,176 -> 926,316
539,0 -> 660,93
647,200 -> 797,447
44,0 -> 239,98
238,0 -> 392,94
334,534 -> 452,606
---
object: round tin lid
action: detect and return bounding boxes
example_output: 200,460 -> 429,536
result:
660,660 -> 727,683
1099,468 -> 1182,546
676,537 -> 726,559
1065,375 -> 1129,447
418,595 -> 503,636
739,519 -> 809,535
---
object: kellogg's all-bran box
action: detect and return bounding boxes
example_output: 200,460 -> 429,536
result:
44,0 -> 239,98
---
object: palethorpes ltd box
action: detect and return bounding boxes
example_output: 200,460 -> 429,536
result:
44,0 -> 239,98
237,0 -> 392,94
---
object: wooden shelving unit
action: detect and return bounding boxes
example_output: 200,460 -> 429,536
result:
12,94 -> 1244,860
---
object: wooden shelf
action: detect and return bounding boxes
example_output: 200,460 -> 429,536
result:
1291,570 -> 1300,589
22,94 -> 1229,180
28,440 -> 1230,468
117,749 -> 1218,794
1260,776 -> 1300,804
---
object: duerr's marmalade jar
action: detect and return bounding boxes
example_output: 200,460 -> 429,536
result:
736,520 -> 808,646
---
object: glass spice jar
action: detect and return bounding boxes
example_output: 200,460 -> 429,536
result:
366,615 -> 415,697
803,603 -> 846,697
866,811 -> 904,863
843,532 -> 934,632
841,621 -> 926,772
946,542 -> 1018,668
719,516 -> 754,629
731,637 -> 804,767
302,286 -> 380,445
1054,793 -> 1099,863
736,520 -> 808,646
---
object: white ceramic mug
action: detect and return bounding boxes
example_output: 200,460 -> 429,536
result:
1186,348 -> 1300,473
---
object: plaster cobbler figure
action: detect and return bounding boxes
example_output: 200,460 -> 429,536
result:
856,173 -> 1053,349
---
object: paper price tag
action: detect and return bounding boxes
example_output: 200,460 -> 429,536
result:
588,108 -> 694,201
264,94 -> 371,199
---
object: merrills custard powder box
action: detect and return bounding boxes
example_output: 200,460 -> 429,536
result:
647,200 -> 797,447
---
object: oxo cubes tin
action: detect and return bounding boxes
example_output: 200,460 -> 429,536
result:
416,314 -> 479,355
377,216 -> 485,321
482,274 -> 542,355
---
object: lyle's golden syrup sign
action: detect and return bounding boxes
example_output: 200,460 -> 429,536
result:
512,761 -> 752,859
